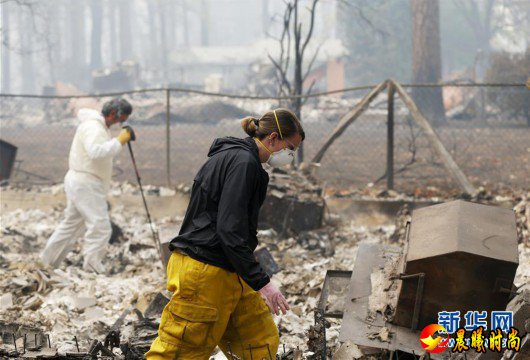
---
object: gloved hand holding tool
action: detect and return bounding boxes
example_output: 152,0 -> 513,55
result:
259,282 -> 290,315
117,125 -> 136,145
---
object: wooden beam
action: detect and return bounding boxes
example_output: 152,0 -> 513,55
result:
387,82 -> 395,190
311,80 -> 388,163
392,80 -> 476,195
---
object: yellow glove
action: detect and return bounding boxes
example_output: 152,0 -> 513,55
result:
117,128 -> 132,145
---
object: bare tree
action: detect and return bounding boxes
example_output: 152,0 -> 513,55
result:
41,1 -> 58,85
118,0 -> 132,60
109,0 -> 117,65
2,0 -> 60,91
147,1 -> 160,67
1,0 -> 11,92
0,0 -> 35,4
268,0 -> 319,163
200,0 -> 209,46
181,0 -> 190,48
411,0 -> 446,126
454,0 -> 495,56
167,0 -> 177,50
1,0 -> 39,92
70,0 -> 86,71
262,0 -> 269,36
19,2 -> 35,93
453,0 -> 529,79
158,0 -> 169,81
90,0 -> 103,70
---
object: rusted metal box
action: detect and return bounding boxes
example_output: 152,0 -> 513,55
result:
393,200 -> 519,330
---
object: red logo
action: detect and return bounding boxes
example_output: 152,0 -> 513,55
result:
420,324 -> 450,353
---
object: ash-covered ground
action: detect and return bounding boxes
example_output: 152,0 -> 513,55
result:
0,183 -> 528,358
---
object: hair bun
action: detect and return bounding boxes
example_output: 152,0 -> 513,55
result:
241,116 -> 259,137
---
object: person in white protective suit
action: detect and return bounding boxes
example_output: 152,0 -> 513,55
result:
40,98 -> 136,273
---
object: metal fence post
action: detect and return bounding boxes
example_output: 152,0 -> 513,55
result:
166,89 -> 171,187
387,82 -> 395,190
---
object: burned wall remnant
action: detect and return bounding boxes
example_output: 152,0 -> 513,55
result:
259,170 -> 325,236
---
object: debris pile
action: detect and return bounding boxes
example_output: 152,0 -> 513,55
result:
388,204 -> 411,243
332,185 -> 529,245
514,196 -> 529,245
0,202 -> 171,354
0,181 -> 528,358
0,182 -> 389,357
260,168 -> 326,236
2,91 -> 372,129
258,225 -> 397,353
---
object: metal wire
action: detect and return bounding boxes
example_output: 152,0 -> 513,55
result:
0,82 -> 524,100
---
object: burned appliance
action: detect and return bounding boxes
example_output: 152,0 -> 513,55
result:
393,200 -> 519,330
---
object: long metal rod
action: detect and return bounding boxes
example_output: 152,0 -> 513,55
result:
127,142 -> 162,258
74,336 -> 79,352
227,343 -> 235,360
165,89 -> 171,187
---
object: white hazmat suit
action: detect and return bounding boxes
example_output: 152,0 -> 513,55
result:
41,109 -> 123,273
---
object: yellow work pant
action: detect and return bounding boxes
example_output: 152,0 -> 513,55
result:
146,252 -> 279,360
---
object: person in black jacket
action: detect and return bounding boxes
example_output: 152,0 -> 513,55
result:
146,109 -> 305,360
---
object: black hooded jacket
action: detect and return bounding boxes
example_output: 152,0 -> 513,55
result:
169,137 -> 270,291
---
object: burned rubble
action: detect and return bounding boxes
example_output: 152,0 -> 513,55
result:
0,179 -> 529,359
0,91 -> 364,129
260,168 -> 326,237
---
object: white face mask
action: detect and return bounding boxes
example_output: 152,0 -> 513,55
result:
257,109 -> 297,168
267,147 -> 295,168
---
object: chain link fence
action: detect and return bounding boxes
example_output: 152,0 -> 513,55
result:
1,83 -> 528,192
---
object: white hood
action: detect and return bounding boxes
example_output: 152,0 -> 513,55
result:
77,108 -> 105,125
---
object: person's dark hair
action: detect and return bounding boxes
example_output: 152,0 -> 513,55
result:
241,108 -> 305,141
102,98 -> 133,117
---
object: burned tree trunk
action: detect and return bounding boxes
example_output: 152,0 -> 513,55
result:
292,1 -> 303,163
453,0 -> 495,79
118,0 -> 133,60
261,0 -> 269,36
70,1 -> 86,72
200,0 -> 209,46
269,0 -> 319,164
181,0 -> 190,47
19,6 -> 35,93
44,3 -> 58,86
158,0 -> 169,81
411,0 -> 446,126
1,1 -> 10,93
147,1 -> 159,69
90,0 -> 103,70
109,1 -> 118,65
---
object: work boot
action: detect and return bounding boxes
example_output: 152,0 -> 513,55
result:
82,257 -> 107,275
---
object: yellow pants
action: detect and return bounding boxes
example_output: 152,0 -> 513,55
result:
146,252 -> 279,360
